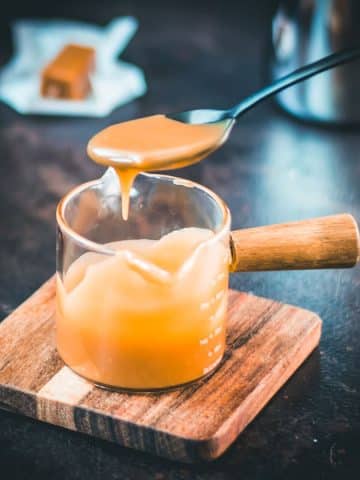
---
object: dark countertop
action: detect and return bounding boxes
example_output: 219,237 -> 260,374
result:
0,1 -> 359,478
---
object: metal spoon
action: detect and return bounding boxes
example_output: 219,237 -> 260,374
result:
167,48 -> 360,125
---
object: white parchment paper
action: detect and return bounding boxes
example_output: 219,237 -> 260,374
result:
0,17 -> 147,117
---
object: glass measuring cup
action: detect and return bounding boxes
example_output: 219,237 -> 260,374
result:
56,169 -> 359,391
56,169 -> 231,391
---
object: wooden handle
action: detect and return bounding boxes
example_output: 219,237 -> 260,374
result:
229,214 -> 360,272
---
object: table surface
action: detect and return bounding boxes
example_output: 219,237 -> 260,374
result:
0,1 -> 359,479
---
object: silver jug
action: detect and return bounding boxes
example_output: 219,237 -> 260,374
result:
271,0 -> 360,125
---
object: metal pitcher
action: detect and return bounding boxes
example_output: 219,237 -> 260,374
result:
270,0 -> 360,125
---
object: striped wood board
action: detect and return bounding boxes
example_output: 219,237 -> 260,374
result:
0,277 -> 321,462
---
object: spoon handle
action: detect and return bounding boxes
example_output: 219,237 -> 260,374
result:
229,214 -> 360,272
229,48 -> 360,119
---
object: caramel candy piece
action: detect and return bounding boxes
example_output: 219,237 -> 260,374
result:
41,44 -> 95,100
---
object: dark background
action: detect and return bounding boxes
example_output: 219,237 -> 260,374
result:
0,1 -> 359,478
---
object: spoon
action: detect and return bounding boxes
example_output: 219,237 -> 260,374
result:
87,47 -> 360,220
167,47 -> 360,125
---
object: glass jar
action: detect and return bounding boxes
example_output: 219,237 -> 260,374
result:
56,168 -> 231,391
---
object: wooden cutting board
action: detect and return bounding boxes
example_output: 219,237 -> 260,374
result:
0,277 -> 321,462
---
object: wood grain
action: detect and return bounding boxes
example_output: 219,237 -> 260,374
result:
0,278 -> 322,462
230,214 -> 360,272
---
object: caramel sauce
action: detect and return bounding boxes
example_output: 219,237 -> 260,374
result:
57,228 -> 228,389
56,113 -> 231,389
87,114 -> 232,219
